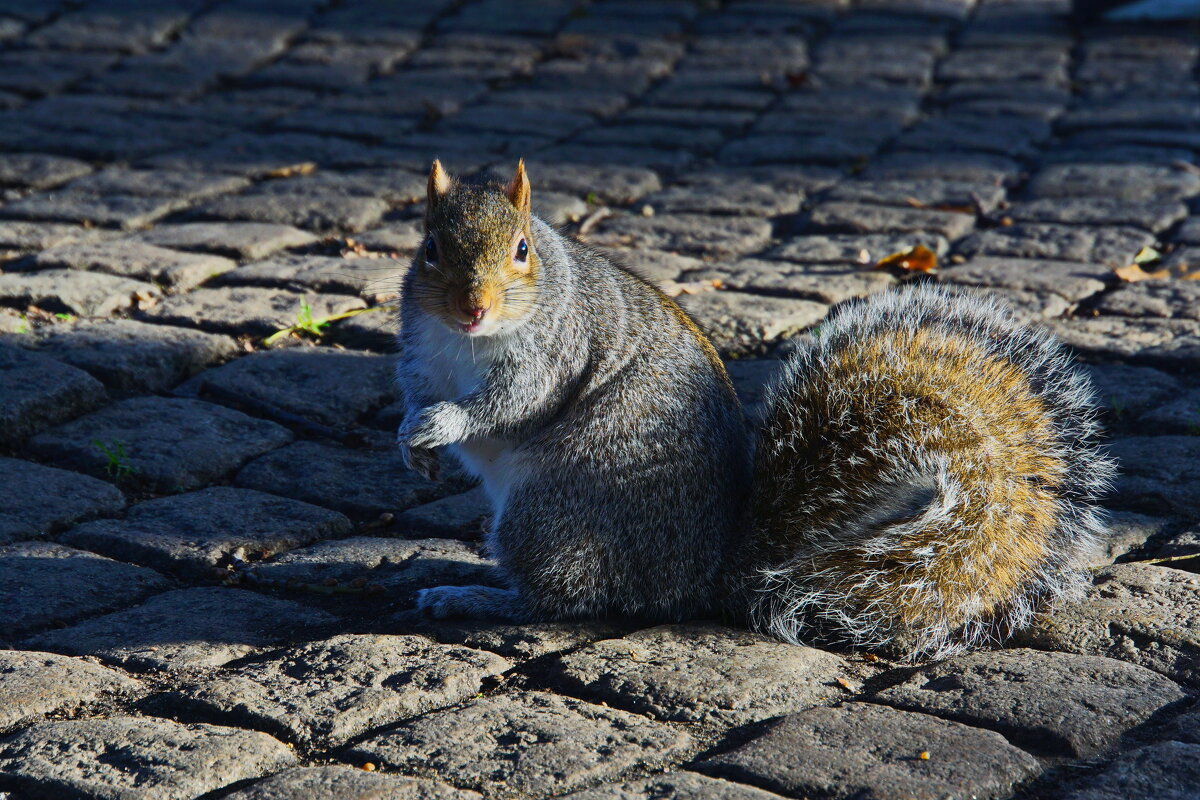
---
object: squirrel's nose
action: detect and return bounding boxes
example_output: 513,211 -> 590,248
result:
458,299 -> 488,320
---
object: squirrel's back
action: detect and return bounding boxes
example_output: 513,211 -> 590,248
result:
740,284 -> 1114,660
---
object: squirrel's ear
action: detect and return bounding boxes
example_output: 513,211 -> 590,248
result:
506,159 -> 531,217
427,159 -> 451,210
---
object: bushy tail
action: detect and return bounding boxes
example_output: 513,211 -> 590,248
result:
738,284 -> 1114,661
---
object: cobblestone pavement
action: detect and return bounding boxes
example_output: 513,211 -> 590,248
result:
1,0 -> 1199,798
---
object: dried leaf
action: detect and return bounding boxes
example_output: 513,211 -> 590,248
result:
903,196 -> 926,208
875,244 -> 937,273
1113,263 -> 1170,282
1182,271 -> 1200,281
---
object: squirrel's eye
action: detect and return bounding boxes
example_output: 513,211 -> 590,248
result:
424,237 -> 438,265
515,238 -> 528,262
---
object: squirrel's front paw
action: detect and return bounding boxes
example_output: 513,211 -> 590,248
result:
398,402 -> 470,450
400,444 -> 439,481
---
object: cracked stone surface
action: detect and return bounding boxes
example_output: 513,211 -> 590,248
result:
1015,564 -> 1200,688
696,702 -> 1042,800
11,318 -> 238,394
25,396 -> 294,493
223,766 -> 483,800
347,691 -> 694,799
26,587 -> 338,672
235,440 -> 451,519
0,716 -> 297,800
167,634 -> 510,748
0,342 -> 106,446
61,486 -> 352,579
543,624 -> 852,726
0,541 -> 170,640
1,4 -> 1199,797
0,650 -> 141,734
0,456 -> 124,543
871,648 -> 1185,756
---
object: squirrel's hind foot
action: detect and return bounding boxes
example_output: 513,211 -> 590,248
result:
416,585 -> 528,623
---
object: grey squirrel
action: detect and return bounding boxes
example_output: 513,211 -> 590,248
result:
396,160 -> 1115,661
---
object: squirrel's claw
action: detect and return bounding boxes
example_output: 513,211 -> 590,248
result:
400,443 -> 440,481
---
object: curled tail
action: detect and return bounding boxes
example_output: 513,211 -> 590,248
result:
739,284 -> 1114,661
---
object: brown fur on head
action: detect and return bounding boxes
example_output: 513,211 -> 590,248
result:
415,159 -> 540,336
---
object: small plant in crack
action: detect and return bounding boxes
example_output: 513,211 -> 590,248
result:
294,301 -> 329,337
92,439 -> 136,480
1109,396 -> 1126,420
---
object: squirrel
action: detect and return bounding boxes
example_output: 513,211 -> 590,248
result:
396,160 -> 1115,661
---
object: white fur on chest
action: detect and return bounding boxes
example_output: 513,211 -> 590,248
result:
414,319 -> 523,511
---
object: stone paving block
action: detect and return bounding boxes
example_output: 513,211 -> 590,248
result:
215,253 -> 405,295
720,133 -> 882,167
1007,198 -> 1188,232
1082,362 -> 1183,423
0,268 -> 161,316
395,487 -> 490,539
955,223 -> 1153,266
642,181 -> 803,218
0,716 -> 297,800
62,486 -> 352,580
0,650 -> 140,733
862,151 -> 1023,186
543,624 -> 852,726
30,239 -> 236,291
0,220 -> 105,252
0,343 -> 105,447
808,202 -> 976,240
684,259 -> 896,304
586,214 -> 772,258
0,153 -> 91,189
0,541 -> 169,640
824,179 -> 1006,215
678,290 -> 828,354
1137,388 -> 1200,435
768,233 -> 948,264
1175,217 -> 1200,245
895,114 -> 1051,158
140,286 -> 366,337
1062,741 -> 1200,800
939,256 -> 1110,301
169,634 -> 510,748
872,648 -> 1185,756
696,702 -> 1041,800
354,221 -> 425,257
1027,163 -> 1200,202
223,766 -> 483,800
0,191 -> 192,230
191,192 -> 390,234
1094,281 -> 1200,322
26,587 -> 338,672
608,249 -> 705,285
0,456 -> 123,544
26,396 -> 293,493
407,618 -> 630,662
1107,437 -> 1200,516
562,774 -> 788,800
12,319 -> 238,395
963,287 -> 1071,323
186,347 -> 397,428
248,536 -> 494,602
135,221 -> 319,260
1017,563 -> 1200,687
347,690 -> 694,799
1048,316 -> 1200,370
235,440 -> 450,519
1091,510 -> 1179,566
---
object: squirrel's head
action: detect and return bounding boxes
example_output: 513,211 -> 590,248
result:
412,159 -> 539,337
